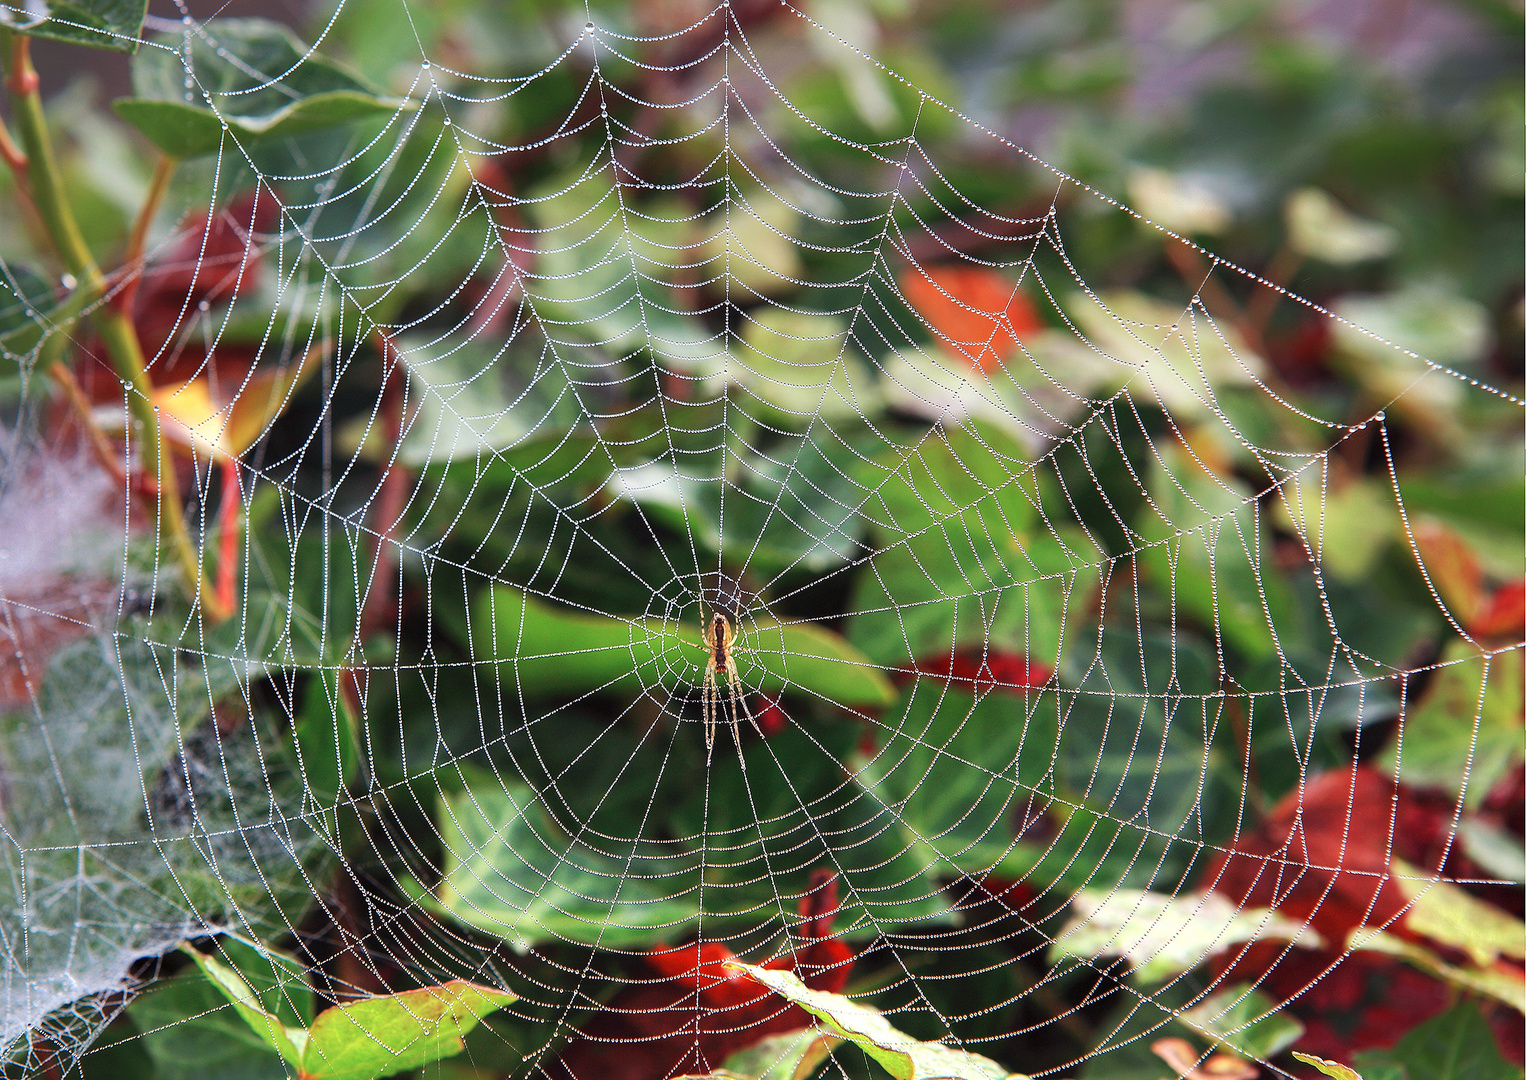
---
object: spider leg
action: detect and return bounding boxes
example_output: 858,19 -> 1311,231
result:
703,663 -> 718,764
726,655 -> 764,740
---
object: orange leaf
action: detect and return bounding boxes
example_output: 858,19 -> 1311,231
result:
900,265 -> 1041,372
1412,517 -> 1484,625
155,345 -> 321,461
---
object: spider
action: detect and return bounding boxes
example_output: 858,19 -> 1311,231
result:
693,611 -> 758,762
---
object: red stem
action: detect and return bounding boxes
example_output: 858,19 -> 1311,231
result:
214,457 -> 241,616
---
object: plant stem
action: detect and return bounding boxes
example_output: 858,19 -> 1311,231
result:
47,358 -> 127,485
118,151 -> 176,313
0,111 -> 25,173
2,30 -> 228,621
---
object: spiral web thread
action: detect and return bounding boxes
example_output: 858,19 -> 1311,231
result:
0,2 -> 1520,1077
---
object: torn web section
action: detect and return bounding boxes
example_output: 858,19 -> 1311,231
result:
0,617 -> 321,1054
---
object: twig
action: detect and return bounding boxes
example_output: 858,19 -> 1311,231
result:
117,152 -> 177,315
47,359 -> 126,484
1,29 -> 227,621
358,333 -> 407,643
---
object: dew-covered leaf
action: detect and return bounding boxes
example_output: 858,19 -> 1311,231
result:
725,963 -> 1027,1080
720,1028 -> 842,1080
1346,927 -> 1525,1012
1,0 -> 147,52
298,980 -> 516,1080
114,19 -> 412,158
0,628 -> 314,1044
1293,1053 -> 1364,1080
473,586 -> 892,709
1049,889 -> 1320,984
428,777 -> 703,949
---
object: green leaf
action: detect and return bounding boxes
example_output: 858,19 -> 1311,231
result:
721,308 -> 876,423
668,721 -> 955,932
695,190 -> 804,297
1285,188 -> 1399,264
726,963 -> 1025,1080
214,936 -> 315,1030
1180,985 -> 1303,1058
1346,927 -> 1526,1012
188,945 -> 516,1080
1394,860 -> 1526,967
294,668 -> 361,811
1294,1053 -> 1365,1080
1138,444 -> 1295,663
113,19 -> 412,158
1334,286 -> 1492,368
746,618 -> 896,707
1457,818 -> 1526,883
719,1028 -> 843,1080
1,0 -> 147,52
130,970 -> 288,1080
1048,889 -> 1320,984
1271,475 -> 1401,582
473,586 -> 893,709
1351,1001 -> 1520,1080
847,425 -> 1084,671
393,333 -> 581,466
181,947 -> 306,1069
299,981 -> 517,1080
473,585 -> 671,699
1380,643 -> 1524,808
429,777 -> 704,949
1053,289 -> 1266,417
859,683 -> 1059,877
0,265 -> 58,344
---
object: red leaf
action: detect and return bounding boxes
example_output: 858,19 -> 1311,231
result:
550,872 -> 855,1080
754,694 -> 789,738
1202,766 -> 1514,1057
904,646 -> 1052,695
1472,580 -> 1525,641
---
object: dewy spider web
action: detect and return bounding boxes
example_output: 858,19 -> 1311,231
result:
0,1 -> 1520,1077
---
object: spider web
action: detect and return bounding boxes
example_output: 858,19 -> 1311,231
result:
0,1 -> 1520,1077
